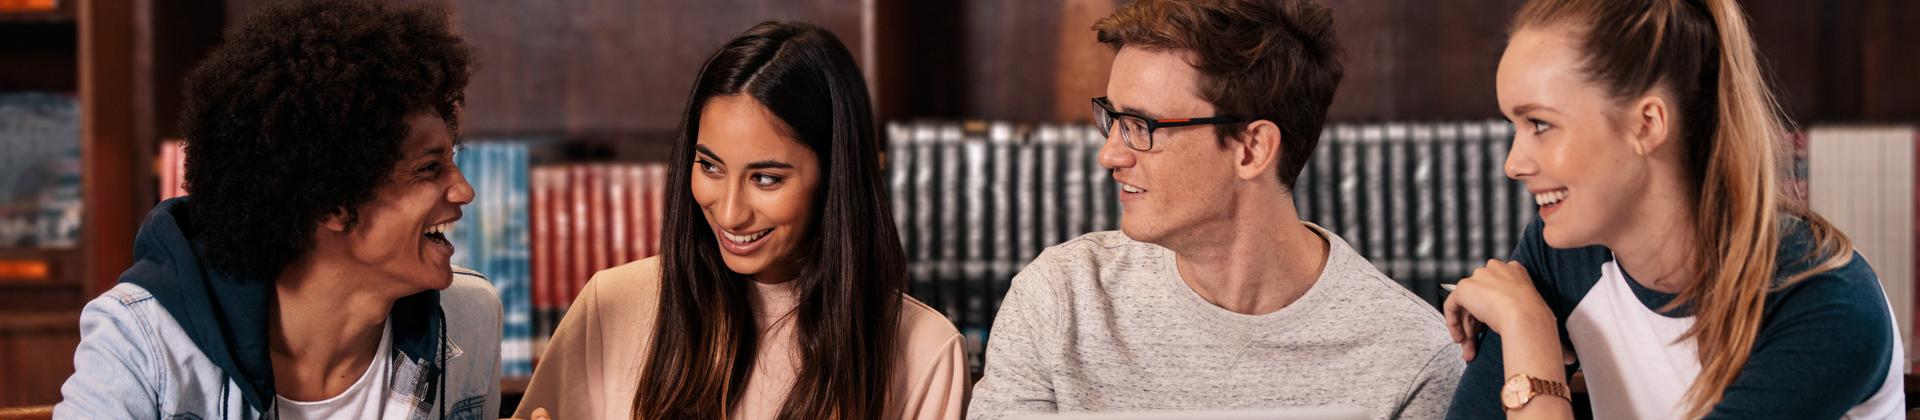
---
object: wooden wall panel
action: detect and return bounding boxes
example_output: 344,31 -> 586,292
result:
0,313 -> 79,406
445,0 -> 870,139
220,0 -> 1917,137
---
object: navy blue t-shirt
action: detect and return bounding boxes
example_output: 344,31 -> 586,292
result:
1445,217 -> 1903,419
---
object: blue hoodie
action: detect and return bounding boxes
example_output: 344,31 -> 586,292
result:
54,198 -> 501,419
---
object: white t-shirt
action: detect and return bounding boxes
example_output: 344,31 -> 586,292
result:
274,321 -> 408,420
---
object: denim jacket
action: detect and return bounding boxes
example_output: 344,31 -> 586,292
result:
53,198 -> 502,420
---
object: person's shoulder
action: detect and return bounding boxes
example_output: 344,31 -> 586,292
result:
444,266 -> 501,308
1317,229 -> 1444,319
897,294 -> 964,353
567,257 -> 665,323
591,256 -> 663,296
1768,216 -> 1891,321
442,266 -> 503,349
894,294 -> 965,378
1028,231 -> 1161,274
77,282 -> 174,339
1770,249 -> 1890,325
1311,230 -> 1454,345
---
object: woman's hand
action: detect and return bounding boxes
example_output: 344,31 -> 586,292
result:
1443,259 -> 1557,361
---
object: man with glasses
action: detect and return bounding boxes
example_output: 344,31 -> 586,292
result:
967,0 -> 1461,418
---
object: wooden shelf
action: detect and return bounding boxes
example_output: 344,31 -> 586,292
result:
0,311 -> 76,334
0,11 -> 71,24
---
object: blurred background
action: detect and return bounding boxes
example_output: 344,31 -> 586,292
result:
0,0 -> 1914,416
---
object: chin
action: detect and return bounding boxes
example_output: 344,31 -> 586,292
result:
719,255 -> 765,277
1117,218 -> 1163,245
1539,222 -> 1595,250
420,265 -> 456,290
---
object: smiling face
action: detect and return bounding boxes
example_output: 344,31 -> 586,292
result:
690,94 -> 822,283
1497,27 -> 1653,249
331,112 -> 473,291
1098,46 -> 1241,246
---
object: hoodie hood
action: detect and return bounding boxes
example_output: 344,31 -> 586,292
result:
118,197 -> 447,414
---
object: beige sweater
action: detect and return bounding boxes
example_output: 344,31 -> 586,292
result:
514,257 -> 970,419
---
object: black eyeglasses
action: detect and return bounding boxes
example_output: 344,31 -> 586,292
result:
1091,96 -> 1244,151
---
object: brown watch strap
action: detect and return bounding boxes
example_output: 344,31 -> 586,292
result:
1530,376 -> 1570,401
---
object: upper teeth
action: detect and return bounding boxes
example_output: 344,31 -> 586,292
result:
1534,189 -> 1568,206
1120,182 -> 1145,193
425,222 -> 453,235
724,229 -> 770,244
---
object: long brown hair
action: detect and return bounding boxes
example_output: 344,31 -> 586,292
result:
1512,0 -> 1855,416
633,21 -> 907,420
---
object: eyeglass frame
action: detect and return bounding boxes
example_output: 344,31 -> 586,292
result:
1091,96 -> 1245,151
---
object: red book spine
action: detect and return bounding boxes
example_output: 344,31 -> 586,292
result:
587,165 -> 610,284
637,165 -> 660,260
568,165 -> 591,307
647,164 -> 668,258
528,167 -> 553,356
609,164 -> 631,267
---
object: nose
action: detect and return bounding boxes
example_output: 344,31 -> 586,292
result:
447,164 -> 475,205
1096,125 -> 1136,170
1503,137 -> 1535,181
712,180 -> 752,231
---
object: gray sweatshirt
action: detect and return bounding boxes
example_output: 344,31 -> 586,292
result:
968,225 -> 1462,420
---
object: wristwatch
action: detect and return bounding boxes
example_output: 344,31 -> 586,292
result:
1501,374 -> 1570,411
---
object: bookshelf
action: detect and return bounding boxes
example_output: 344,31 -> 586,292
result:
0,0 -> 1914,415
0,0 -> 226,407
0,0 -> 80,408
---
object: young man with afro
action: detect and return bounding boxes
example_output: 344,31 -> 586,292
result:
53,0 -> 501,418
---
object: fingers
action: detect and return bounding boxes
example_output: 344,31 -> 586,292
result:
1461,314 -> 1478,362
1442,293 -> 1465,342
1443,292 -> 1480,362
533,408 -> 551,420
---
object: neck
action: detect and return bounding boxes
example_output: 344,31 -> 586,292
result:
1607,174 -> 1701,294
268,255 -> 401,401
1166,189 -> 1328,315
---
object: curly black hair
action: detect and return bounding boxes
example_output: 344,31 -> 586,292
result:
179,0 -> 473,280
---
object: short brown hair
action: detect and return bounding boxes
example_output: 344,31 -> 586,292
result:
1094,0 -> 1343,189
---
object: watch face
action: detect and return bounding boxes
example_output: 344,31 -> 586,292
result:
1501,376 -> 1532,409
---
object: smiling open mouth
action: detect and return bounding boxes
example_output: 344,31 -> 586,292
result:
722,228 -> 771,245
424,221 -> 453,246
1533,188 -> 1567,208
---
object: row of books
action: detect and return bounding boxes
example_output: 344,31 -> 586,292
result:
0,93 -> 81,249
883,121 -> 1119,374
1805,125 -> 1917,369
1292,121 -> 1534,306
527,162 -> 671,365
447,142 -> 534,376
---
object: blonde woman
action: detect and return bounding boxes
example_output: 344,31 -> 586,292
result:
1442,0 -> 1904,418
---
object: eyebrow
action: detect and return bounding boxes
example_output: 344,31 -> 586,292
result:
419,146 -> 450,161
694,144 -> 794,170
745,160 -> 794,170
694,144 -> 724,164
1109,99 -> 1166,120
1510,103 -> 1560,116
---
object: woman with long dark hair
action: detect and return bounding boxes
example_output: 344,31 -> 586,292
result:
1442,0 -> 1903,418
513,21 -> 968,420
